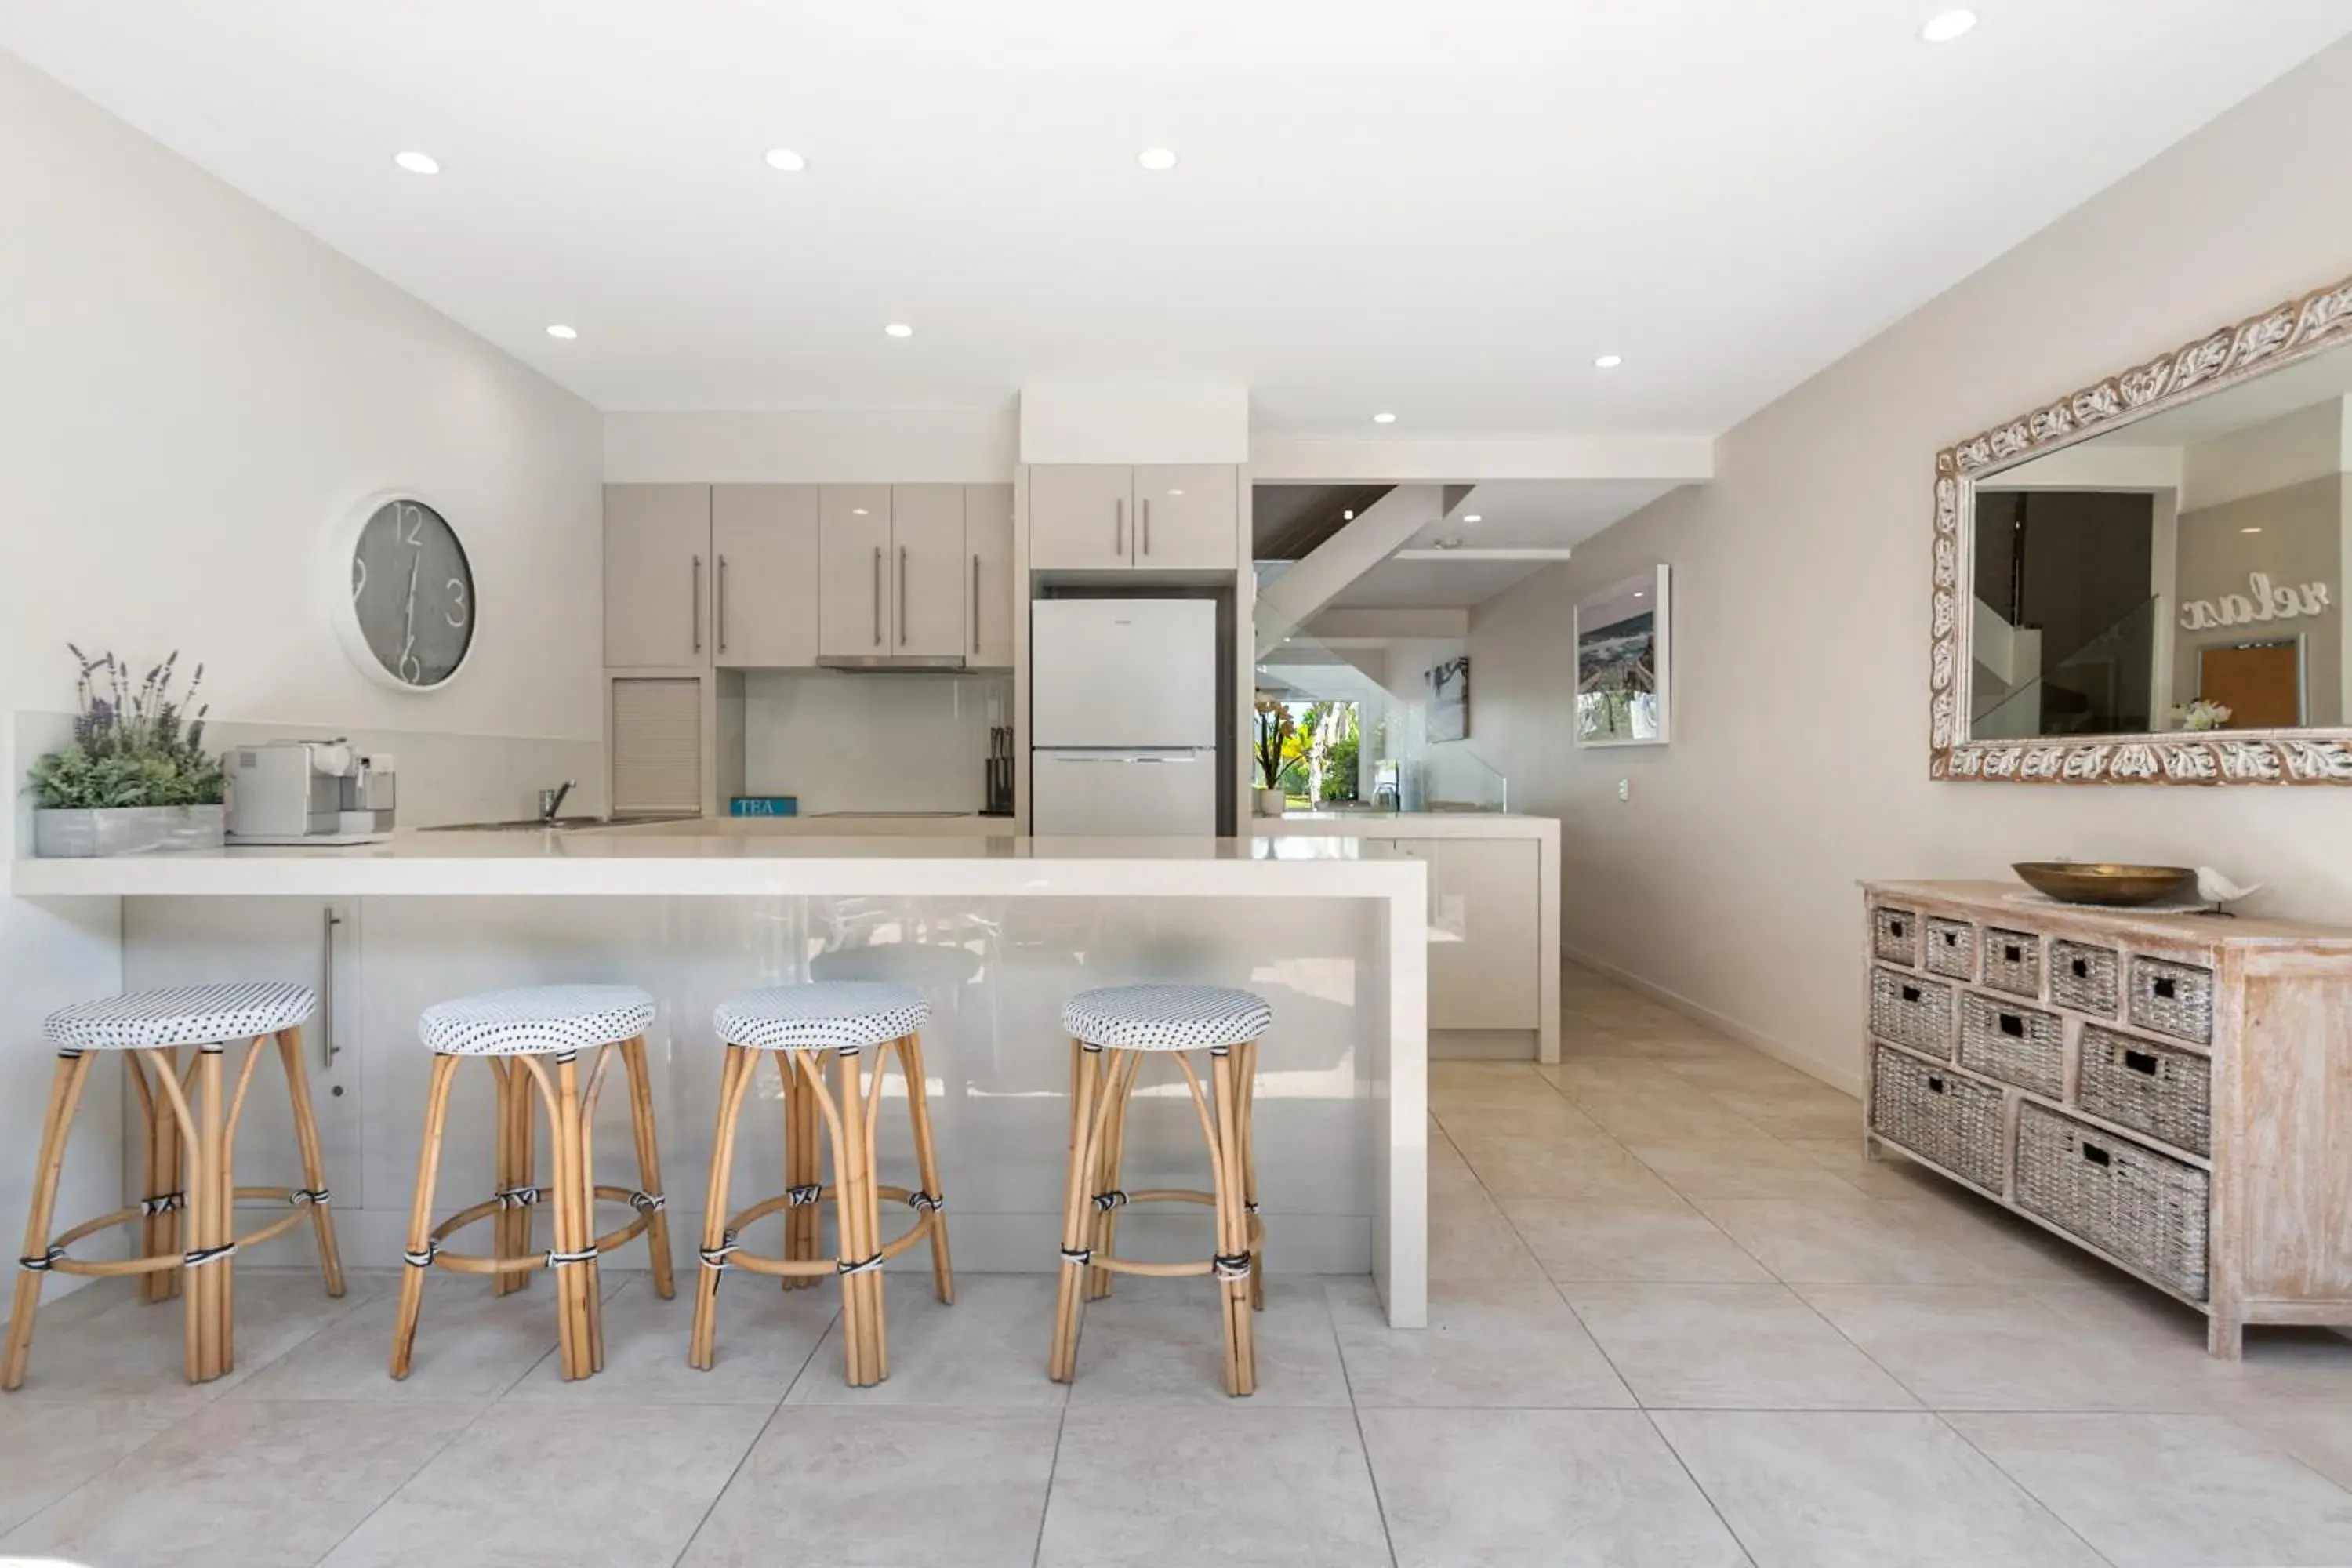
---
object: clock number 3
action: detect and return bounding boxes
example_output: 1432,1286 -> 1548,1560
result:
445,578 -> 468,630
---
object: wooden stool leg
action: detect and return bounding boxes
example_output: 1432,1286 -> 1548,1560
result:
689,1046 -> 757,1371
781,1057 -> 819,1290
896,1033 -> 956,1305
275,1027 -> 346,1298
578,1047 -> 611,1375
833,1044 -> 884,1388
619,1036 -> 676,1300
1086,1050 -> 1140,1302
1209,1046 -> 1256,1396
2,1051 -> 96,1392
132,1049 -> 184,1305
490,1061 -> 525,1298
1239,1038 -> 1263,1313
188,1044 -> 230,1384
549,1052 -> 596,1381
1049,1042 -> 1113,1383
390,1053 -> 460,1380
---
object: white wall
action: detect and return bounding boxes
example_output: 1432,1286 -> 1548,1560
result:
0,50 -> 604,742
604,408 -> 1018,484
1466,38 -> 2352,1093
0,49 -> 604,1324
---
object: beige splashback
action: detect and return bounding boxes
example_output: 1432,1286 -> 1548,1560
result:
1463,39 -> 2352,1092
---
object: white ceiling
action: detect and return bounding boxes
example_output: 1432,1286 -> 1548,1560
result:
1334,477 -> 1677,607
4,3 -> 2347,434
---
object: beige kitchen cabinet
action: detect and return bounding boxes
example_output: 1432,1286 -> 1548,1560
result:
711,485 -> 819,669
1133,465 -> 1239,570
1388,838 -> 1541,1031
966,483 -> 1016,666
608,676 -> 703,817
890,484 -> 968,657
818,485 -> 894,657
1029,464 -> 1134,570
604,484 -> 710,668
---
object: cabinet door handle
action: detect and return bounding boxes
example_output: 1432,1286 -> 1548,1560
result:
1115,498 -> 1125,559
691,554 -> 703,654
971,554 -> 982,654
1142,496 -> 1151,557
871,546 -> 883,647
898,545 -> 909,647
717,554 -> 728,654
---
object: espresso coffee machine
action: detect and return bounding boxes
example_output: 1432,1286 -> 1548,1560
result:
225,740 -> 397,844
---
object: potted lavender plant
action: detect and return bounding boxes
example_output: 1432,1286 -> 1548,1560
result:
29,648 -> 226,857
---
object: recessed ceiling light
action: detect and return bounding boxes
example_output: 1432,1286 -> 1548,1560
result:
2241,526 -> 2263,535
1434,537 -> 1463,550
1372,412 -> 1397,424
884,322 -> 913,339
852,507 -> 869,517
1920,9 -> 1977,42
545,324 -> 577,340
1462,514 -> 1483,524
393,151 -> 440,176
764,147 -> 808,172
1594,354 -> 1624,369
1634,590 -> 1646,597
1137,147 -> 1179,172
1342,510 -> 1356,521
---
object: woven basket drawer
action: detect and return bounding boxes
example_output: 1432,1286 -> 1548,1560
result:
1957,993 -> 2064,1098
1870,1046 -> 2006,1192
1923,918 -> 1976,980
1870,967 -> 1953,1056
1872,906 -> 1921,966
2014,1104 -> 2209,1300
2127,956 -> 2215,1045
1980,928 -> 2043,998
2079,1025 -> 2212,1156
2051,941 -> 2120,1018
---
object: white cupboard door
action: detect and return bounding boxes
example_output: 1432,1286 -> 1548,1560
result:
604,484 -> 710,668
712,485 -> 819,668
1420,839 -> 1541,1031
890,484 -> 967,656
818,485 -> 894,657
966,483 -> 1016,666
1029,465 -> 1134,570
1133,465 -> 1239,570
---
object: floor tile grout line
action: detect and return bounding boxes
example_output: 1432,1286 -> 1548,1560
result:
1327,1287 -> 1403,1568
1028,1405 -> 1069,1568
1928,1408 -> 2129,1568
297,1386 -> 510,1566
1639,1409 -> 1763,1567
667,1294 -> 836,1568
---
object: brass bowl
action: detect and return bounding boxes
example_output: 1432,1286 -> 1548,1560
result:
2013,862 -> 2198,907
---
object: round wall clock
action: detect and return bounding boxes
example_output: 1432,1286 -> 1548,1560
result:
337,493 -> 476,691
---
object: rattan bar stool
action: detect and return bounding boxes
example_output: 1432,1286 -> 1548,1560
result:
390,985 -> 675,1383
690,981 -> 954,1388
5,982 -> 344,1391
1050,983 -> 1271,1397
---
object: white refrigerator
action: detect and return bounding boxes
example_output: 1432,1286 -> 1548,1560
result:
1031,597 -> 1221,836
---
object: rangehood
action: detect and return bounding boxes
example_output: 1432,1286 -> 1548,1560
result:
815,653 -> 968,673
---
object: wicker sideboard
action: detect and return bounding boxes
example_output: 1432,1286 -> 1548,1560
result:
1862,879 -> 2352,1359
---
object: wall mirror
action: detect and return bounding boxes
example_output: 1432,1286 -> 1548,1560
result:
1931,270 -> 2352,784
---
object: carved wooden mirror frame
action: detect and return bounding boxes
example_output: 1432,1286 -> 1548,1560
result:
1930,269 -> 2352,785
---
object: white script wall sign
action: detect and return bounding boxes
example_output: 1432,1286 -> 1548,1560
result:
2179,572 -> 2331,631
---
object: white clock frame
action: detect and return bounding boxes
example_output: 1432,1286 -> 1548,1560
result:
332,488 -> 478,695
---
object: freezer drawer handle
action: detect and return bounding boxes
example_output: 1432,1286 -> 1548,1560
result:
1114,498 -> 1125,558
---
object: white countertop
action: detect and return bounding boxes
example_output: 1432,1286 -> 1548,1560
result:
1254,811 -> 1556,840
10,831 -> 1424,899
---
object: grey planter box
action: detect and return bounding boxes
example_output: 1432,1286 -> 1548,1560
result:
34,804 -> 226,858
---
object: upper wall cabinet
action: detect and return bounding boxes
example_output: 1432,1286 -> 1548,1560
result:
817,485 -> 895,658
1029,464 -> 1238,572
604,484 -> 710,670
1133,465 -> 1240,570
891,485 -> 970,657
711,485 -> 819,669
967,484 -> 1016,667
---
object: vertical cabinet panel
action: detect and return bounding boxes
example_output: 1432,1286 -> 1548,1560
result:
711,485 -> 820,669
1423,839 -> 1542,1030
966,483 -> 1016,666
1134,464 -> 1239,570
818,485 -> 894,657
609,677 -> 702,817
890,484 -> 968,656
1029,465 -> 1134,570
604,484 -> 710,668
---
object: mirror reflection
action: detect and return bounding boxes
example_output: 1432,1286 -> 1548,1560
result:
1971,339 -> 2349,739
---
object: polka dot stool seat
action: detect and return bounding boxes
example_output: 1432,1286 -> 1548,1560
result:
691,982 -> 956,1389
1050,984 -> 1272,1397
392,985 -> 675,1384
5,984 -> 345,1392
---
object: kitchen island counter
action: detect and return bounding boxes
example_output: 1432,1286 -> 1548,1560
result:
12,833 -> 1428,1325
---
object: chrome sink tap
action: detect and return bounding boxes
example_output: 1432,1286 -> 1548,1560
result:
537,780 -> 577,824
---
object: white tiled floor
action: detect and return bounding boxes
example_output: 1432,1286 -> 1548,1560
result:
9,964 -> 2352,1565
